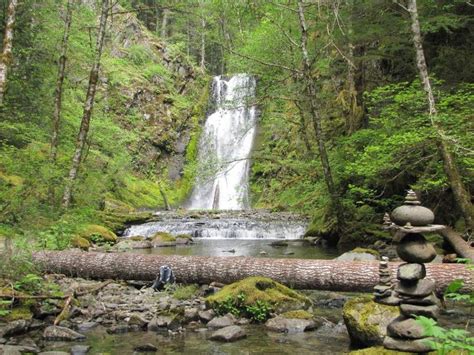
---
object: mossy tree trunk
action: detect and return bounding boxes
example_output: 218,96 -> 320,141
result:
50,0 -> 74,163
62,0 -> 109,209
407,0 -> 474,231
32,251 -> 474,293
296,1 -> 345,239
0,0 -> 18,105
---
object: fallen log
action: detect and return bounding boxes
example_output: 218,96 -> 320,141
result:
439,227 -> 474,262
32,251 -> 473,293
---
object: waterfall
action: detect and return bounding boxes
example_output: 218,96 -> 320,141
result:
187,74 -> 257,210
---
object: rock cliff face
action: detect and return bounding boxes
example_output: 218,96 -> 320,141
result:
101,4 -> 206,184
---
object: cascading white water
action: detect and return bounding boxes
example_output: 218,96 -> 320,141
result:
187,74 -> 257,210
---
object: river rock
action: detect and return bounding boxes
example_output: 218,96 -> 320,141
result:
198,310 -> 215,323
0,320 -> 31,337
0,343 -> 39,354
43,326 -> 86,341
383,335 -> 434,353
397,263 -> 425,282
71,345 -> 91,355
207,315 -> 235,329
387,316 -> 426,339
184,307 -> 199,322
395,279 -> 435,298
76,321 -> 98,332
398,293 -> 439,306
210,325 -> 246,342
127,314 -> 148,328
134,343 -> 158,352
265,316 -> 316,333
400,304 -> 440,319
38,352 -> 70,355
391,204 -> 434,227
396,234 -> 436,263
342,297 -> 400,347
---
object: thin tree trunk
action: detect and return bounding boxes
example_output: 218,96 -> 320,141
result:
296,1 -> 344,236
200,17 -> 206,70
408,0 -> 473,231
32,251 -> 474,293
50,0 -> 74,162
160,8 -> 169,39
0,0 -> 18,105
62,0 -> 109,209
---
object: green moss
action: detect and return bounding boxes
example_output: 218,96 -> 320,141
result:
130,235 -> 145,241
173,284 -> 199,300
351,248 -> 380,256
350,346 -> 421,355
99,211 -> 152,232
343,296 -> 400,347
175,234 -> 193,240
151,232 -> 176,242
207,277 -> 311,313
4,306 -> 33,321
71,236 -> 91,250
79,224 -> 117,243
0,172 -> 24,186
280,310 -> 313,319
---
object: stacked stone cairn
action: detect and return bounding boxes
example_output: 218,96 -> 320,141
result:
373,256 -> 399,305
382,190 -> 442,353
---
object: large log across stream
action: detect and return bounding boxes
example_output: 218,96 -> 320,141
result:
32,251 -> 473,293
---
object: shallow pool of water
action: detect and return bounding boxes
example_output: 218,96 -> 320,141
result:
129,239 -> 339,260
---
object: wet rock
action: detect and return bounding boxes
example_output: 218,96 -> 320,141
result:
184,308 -> 199,322
265,316 -> 316,333
210,325 -> 246,342
106,325 -> 133,334
314,320 -> 348,337
134,343 -> 158,352
207,315 -> 234,329
395,279 -> 435,298
342,297 -> 400,347
396,234 -> 436,263
0,320 -> 31,337
383,335 -> 434,353
387,316 -> 426,339
43,326 -> 86,341
38,352 -> 70,355
269,241 -> 288,247
198,310 -> 215,323
127,314 -> 148,329
0,343 -> 39,354
76,321 -> 98,332
147,315 -> 181,331
398,293 -> 439,306
400,304 -> 440,319
397,263 -> 425,282
71,345 -> 91,355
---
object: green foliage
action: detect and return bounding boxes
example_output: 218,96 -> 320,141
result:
213,292 -> 272,322
13,274 -> 43,293
172,284 -> 199,300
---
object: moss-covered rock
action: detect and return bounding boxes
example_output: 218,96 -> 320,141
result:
78,224 -> 118,244
207,277 -> 311,314
3,306 -> 33,322
350,346 -> 419,354
280,310 -> 313,319
99,211 -> 153,233
343,296 -> 400,348
71,236 -> 91,250
150,232 -> 177,247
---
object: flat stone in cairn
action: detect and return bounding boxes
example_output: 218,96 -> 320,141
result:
397,263 -> 425,282
396,234 -> 436,263
384,335 -> 434,353
400,304 -> 440,320
387,316 -> 426,339
398,293 -> 439,306
395,279 -> 435,298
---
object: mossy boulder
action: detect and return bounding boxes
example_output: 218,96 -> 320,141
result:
280,310 -> 313,320
78,224 -> 117,244
206,277 -> 311,314
350,346 -> 420,354
3,306 -> 33,322
150,232 -> 177,247
71,236 -> 91,250
343,296 -> 400,347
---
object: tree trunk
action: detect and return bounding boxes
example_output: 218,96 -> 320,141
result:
200,17 -> 206,70
296,1 -> 344,237
294,99 -> 313,155
0,0 -> 18,105
408,0 -> 473,231
32,251 -> 474,293
62,0 -> 109,209
50,0 -> 74,162
160,8 -> 169,39
440,227 -> 474,261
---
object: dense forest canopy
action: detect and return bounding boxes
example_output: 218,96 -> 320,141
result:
0,0 -> 472,249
